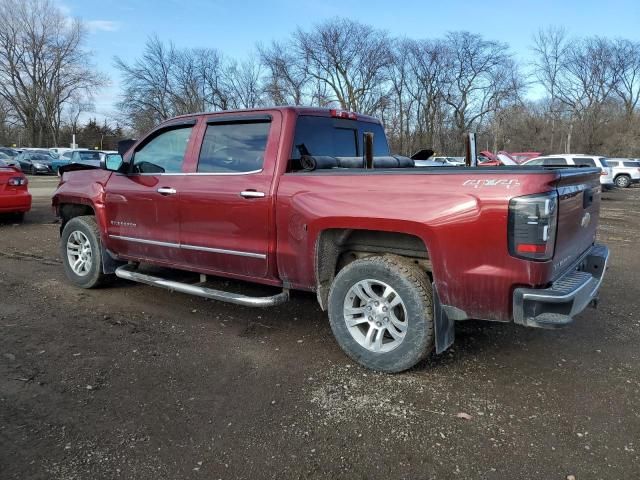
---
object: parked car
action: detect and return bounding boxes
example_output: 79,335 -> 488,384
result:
478,151 -> 519,166
430,156 -> 465,166
52,149 -> 102,172
0,147 -> 19,158
523,154 -> 614,188
0,152 -> 21,170
49,147 -> 74,159
52,107 -> 609,373
510,152 -> 543,164
15,151 -> 54,174
51,150 -> 74,172
605,158 -> 640,188
72,150 -> 102,168
0,159 -> 31,220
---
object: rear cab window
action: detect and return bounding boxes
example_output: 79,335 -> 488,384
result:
289,115 -> 390,171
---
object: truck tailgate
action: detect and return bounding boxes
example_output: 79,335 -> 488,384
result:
552,168 -> 601,278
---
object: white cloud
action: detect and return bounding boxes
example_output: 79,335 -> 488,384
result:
86,20 -> 120,33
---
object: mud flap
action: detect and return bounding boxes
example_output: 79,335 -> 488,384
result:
101,247 -> 125,274
433,285 -> 455,354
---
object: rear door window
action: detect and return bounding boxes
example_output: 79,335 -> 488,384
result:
197,121 -> 270,173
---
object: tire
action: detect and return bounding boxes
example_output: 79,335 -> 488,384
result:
13,212 -> 25,223
615,175 -> 631,188
60,215 -> 109,288
328,255 -> 434,373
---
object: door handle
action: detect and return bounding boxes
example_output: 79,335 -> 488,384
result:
240,190 -> 265,198
157,187 -> 177,195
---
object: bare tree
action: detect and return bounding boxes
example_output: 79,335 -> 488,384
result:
112,18 -> 640,157
0,0 -> 103,146
556,38 -> 619,152
532,27 -> 568,151
612,39 -> 640,119
292,18 -> 392,114
115,35 -> 177,128
222,57 -> 264,109
405,39 -> 448,152
65,94 -> 94,136
258,41 -> 309,106
440,32 -> 521,141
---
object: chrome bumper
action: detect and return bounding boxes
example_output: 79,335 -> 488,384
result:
513,244 -> 609,328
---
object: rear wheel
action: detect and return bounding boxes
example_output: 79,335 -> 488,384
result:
328,255 -> 434,373
60,216 -> 110,288
615,175 -> 631,188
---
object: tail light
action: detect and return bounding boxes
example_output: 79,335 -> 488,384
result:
508,191 -> 558,261
8,177 -> 27,186
330,109 -> 357,120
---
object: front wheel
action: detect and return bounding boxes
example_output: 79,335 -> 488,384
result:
615,175 -> 631,188
328,255 -> 434,373
60,216 -> 110,288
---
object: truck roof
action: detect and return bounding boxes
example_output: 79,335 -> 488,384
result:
166,106 -> 382,125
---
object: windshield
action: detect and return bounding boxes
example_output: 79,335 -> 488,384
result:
31,154 -> 51,161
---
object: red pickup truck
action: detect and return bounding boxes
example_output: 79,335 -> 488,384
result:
52,107 -> 609,372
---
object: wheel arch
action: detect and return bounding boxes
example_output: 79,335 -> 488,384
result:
58,202 -> 96,233
314,228 -> 432,311
58,205 -> 122,274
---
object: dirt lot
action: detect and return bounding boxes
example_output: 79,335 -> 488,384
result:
1,176 -> 639,479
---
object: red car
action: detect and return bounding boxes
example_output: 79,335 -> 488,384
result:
0,160 -> 31,220
52,107 -> 609,372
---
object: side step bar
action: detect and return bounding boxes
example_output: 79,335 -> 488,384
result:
115,264 -> 289,308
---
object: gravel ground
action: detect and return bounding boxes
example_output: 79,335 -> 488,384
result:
1,176 -> 639,479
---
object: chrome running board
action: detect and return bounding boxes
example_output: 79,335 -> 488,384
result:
115,264 -> 289,308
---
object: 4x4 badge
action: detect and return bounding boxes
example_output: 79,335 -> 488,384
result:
581,212 -> 591,228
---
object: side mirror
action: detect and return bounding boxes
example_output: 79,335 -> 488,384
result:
104,154 -> 124,172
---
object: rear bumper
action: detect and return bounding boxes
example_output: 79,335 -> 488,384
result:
600,178 -> 615,186
0,192 -> 32,213
513,244 -> 609,328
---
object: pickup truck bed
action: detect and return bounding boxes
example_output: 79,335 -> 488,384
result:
52,107 -> 609,372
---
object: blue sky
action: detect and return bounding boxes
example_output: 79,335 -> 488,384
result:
59,0 -> 640,123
